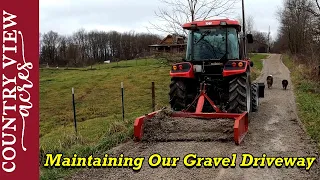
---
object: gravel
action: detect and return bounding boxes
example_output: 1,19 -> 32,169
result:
141,110 -> 234,142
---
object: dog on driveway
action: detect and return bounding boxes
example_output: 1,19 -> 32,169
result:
266,75 -> 273,89
282,80 -> 288,90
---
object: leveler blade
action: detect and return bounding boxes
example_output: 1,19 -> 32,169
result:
233,112 -> 248,145
133,110 -> 248,145
133,110 -> 160,141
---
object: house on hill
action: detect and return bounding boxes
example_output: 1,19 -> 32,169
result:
149,34 -> 187,53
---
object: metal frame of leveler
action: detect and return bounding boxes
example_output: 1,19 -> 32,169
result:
133,82 -> 249,145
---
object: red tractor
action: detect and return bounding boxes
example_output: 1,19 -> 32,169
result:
169,19 -> 264,115
134,15 -> 265,145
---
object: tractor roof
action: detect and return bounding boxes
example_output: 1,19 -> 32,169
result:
182,18 -> 241,31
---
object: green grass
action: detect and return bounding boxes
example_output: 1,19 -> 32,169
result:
249,53 -> 268,81
40,54 -> 267,179
282,55 -> 320,151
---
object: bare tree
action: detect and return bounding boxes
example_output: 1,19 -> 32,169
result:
41,31 -> 59,65
39,29 -> 161,67
237,14 -> 254,34
252,31 -> 268,46
73,29 -> 88,64
273,0 -> 320,79
149,0 -> 238,35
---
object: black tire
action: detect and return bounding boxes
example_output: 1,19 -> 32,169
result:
251,83 -> 259,112
227,72 -> 252,113
169,79 -> 188,111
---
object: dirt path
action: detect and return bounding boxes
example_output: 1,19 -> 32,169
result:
68,54 -> 319,180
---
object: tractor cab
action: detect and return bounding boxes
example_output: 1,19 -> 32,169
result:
182,19 -> 253,64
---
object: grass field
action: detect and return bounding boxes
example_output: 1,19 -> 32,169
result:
40,54 -> 267,179
282,55 -> 320,151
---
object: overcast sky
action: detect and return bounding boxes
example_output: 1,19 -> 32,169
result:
40,0 -> 283,39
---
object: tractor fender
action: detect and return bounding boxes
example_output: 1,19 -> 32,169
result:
223,60 -> 249,77
170,62 -> 195,79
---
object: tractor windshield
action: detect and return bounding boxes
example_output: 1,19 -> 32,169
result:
186,27 -> 240,61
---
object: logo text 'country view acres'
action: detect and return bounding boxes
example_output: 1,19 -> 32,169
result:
2,10 -> 34,173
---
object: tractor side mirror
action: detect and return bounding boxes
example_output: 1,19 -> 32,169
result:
247,34 -> 253,44
250,61 -> 254,67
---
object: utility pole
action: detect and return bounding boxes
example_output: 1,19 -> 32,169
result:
242,0 -> 247,58
267,26 -> 271,53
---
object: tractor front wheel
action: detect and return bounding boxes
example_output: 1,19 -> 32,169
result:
227,72 -> 252,113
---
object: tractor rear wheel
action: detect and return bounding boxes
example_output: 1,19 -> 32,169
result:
251,83 -> 259,112
169,79 -> 196,111
227,72 -> 252,113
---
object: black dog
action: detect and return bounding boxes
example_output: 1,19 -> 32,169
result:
282,80 -> 288,90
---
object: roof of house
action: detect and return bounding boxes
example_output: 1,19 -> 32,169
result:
149,34 -> 187,47
160,34 -> 186,43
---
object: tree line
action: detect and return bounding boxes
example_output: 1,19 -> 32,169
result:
273,0 -> 320,73
40,29 -> 161,67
